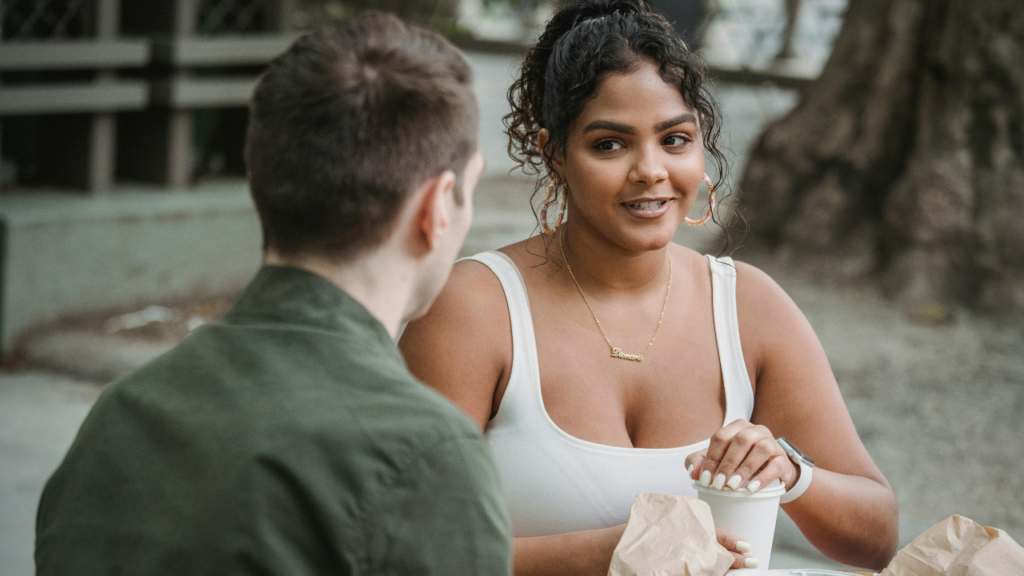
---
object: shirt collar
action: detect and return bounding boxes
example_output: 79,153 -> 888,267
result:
221,265 -> 398,356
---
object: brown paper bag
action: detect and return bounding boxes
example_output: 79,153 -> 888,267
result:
608,494 -> 734,576
879,515 -> 1024,576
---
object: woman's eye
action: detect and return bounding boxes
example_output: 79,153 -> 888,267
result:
663,135 -> 690,147
595,140 -> 623,152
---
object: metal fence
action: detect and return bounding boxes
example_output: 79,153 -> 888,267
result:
0,0 -> 297,193
197,0 -> 276,35
2,0 -> 98,39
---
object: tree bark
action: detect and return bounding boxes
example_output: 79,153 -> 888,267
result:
739,0 -> 1024,313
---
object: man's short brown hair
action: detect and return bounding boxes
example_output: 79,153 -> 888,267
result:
245,14 -> 478,259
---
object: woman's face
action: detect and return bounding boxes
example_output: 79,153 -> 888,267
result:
551,60 -> 706,252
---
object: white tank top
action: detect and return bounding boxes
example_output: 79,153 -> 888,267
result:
463,251 -> 755,537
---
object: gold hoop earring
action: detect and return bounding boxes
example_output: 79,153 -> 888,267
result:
685,173 -> 717,227
541,181 -> 567,234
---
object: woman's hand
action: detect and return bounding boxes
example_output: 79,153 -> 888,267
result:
686,420 -> 799,493
716,527 -> 761,570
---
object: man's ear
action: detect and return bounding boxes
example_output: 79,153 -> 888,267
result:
417,170 -> 457,252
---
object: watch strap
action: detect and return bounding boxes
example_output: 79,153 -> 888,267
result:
780,458 -> 812,504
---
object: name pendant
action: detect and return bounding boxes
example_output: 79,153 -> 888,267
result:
610,347 -> 644,362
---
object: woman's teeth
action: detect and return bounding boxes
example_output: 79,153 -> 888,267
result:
628,200 -> 667,210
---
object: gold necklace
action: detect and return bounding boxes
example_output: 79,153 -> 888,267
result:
559,228 -> 672,362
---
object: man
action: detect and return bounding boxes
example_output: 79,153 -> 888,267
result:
36,14 -> 511,575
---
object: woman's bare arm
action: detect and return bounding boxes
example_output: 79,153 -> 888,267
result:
735,262 -> 899,569
513,526 -> 625,576
400,260 -> 512,429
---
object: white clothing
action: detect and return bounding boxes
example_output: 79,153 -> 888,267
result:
462,251 -> 755,537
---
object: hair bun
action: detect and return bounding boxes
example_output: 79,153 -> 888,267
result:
538,0 -> 647,46
567,0 -> 646,28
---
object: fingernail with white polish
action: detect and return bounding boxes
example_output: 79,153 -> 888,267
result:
687,464 -> 694,477
727,474 -> 742,490
744,557 -> 760,569
711,473 -> 726,490
747,480 -> 761,493
699,470 -> 712,487
735,540 -> 752,553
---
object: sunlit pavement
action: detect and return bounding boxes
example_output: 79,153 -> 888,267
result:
0,371 -> 102,576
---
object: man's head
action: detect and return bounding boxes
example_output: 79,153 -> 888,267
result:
245,14 -> 482,319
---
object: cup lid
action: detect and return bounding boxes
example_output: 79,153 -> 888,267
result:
692,479 -> 787,499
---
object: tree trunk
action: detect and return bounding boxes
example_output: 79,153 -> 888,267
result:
739,0 -> 1024,313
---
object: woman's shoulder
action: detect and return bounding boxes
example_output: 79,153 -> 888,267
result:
438,255 -> 510,320
668,242 -> 715,269
723,257 -> 816,371
401,249 -> 514,367
727,258 -> 799,317
495,236 -> 552,270
450,235 -> 562,309
400,252 -> 516,430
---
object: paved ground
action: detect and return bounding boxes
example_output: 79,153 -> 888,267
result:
0,372 -> 103,576
758,254 -> 1024,548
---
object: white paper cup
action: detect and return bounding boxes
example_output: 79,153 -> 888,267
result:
694,480 -> 786,570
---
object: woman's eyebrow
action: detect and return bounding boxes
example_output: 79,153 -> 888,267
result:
582,120 -> 636,135
655,114 -> 697,132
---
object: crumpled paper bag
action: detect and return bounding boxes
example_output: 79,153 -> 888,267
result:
608,493 -> 734,576
879,515 -> 1024,576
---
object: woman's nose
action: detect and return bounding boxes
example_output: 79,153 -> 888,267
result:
628,144 -> 669,185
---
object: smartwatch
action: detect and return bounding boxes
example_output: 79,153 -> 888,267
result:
776,437 -> 814,503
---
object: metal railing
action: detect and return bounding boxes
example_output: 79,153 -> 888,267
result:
197,0 -> 276,35
0,0 -> 149,193
0,0 -> 298,192
2,0 -> 97,40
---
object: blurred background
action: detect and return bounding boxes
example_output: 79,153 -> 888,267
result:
1,1 -> 1021,574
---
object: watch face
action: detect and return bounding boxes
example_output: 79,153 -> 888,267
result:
778,438 -> 814,468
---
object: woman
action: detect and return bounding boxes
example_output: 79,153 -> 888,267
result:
400,1 -> 899,573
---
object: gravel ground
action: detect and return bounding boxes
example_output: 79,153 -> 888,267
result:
745,251 -> 1024,545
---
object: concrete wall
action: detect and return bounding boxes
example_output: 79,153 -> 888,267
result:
0,182 -> 262,349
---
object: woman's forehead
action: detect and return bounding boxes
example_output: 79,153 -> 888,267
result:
575,62 -> 694,130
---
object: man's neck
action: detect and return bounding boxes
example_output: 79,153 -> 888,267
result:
264,249 -> 413,340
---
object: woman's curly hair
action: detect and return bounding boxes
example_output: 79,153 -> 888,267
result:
505,0 -> 730,232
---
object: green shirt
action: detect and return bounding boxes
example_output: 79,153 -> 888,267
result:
36,265 -> 513,576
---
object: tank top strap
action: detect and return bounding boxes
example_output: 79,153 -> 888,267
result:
704,255 -> 755,422
459,251 -> 542,430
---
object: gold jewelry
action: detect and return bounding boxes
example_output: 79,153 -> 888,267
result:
685,173 -> 716,226
559,228 -> 672,362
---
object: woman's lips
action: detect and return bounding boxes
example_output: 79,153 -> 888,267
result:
622,198 -> 674,219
